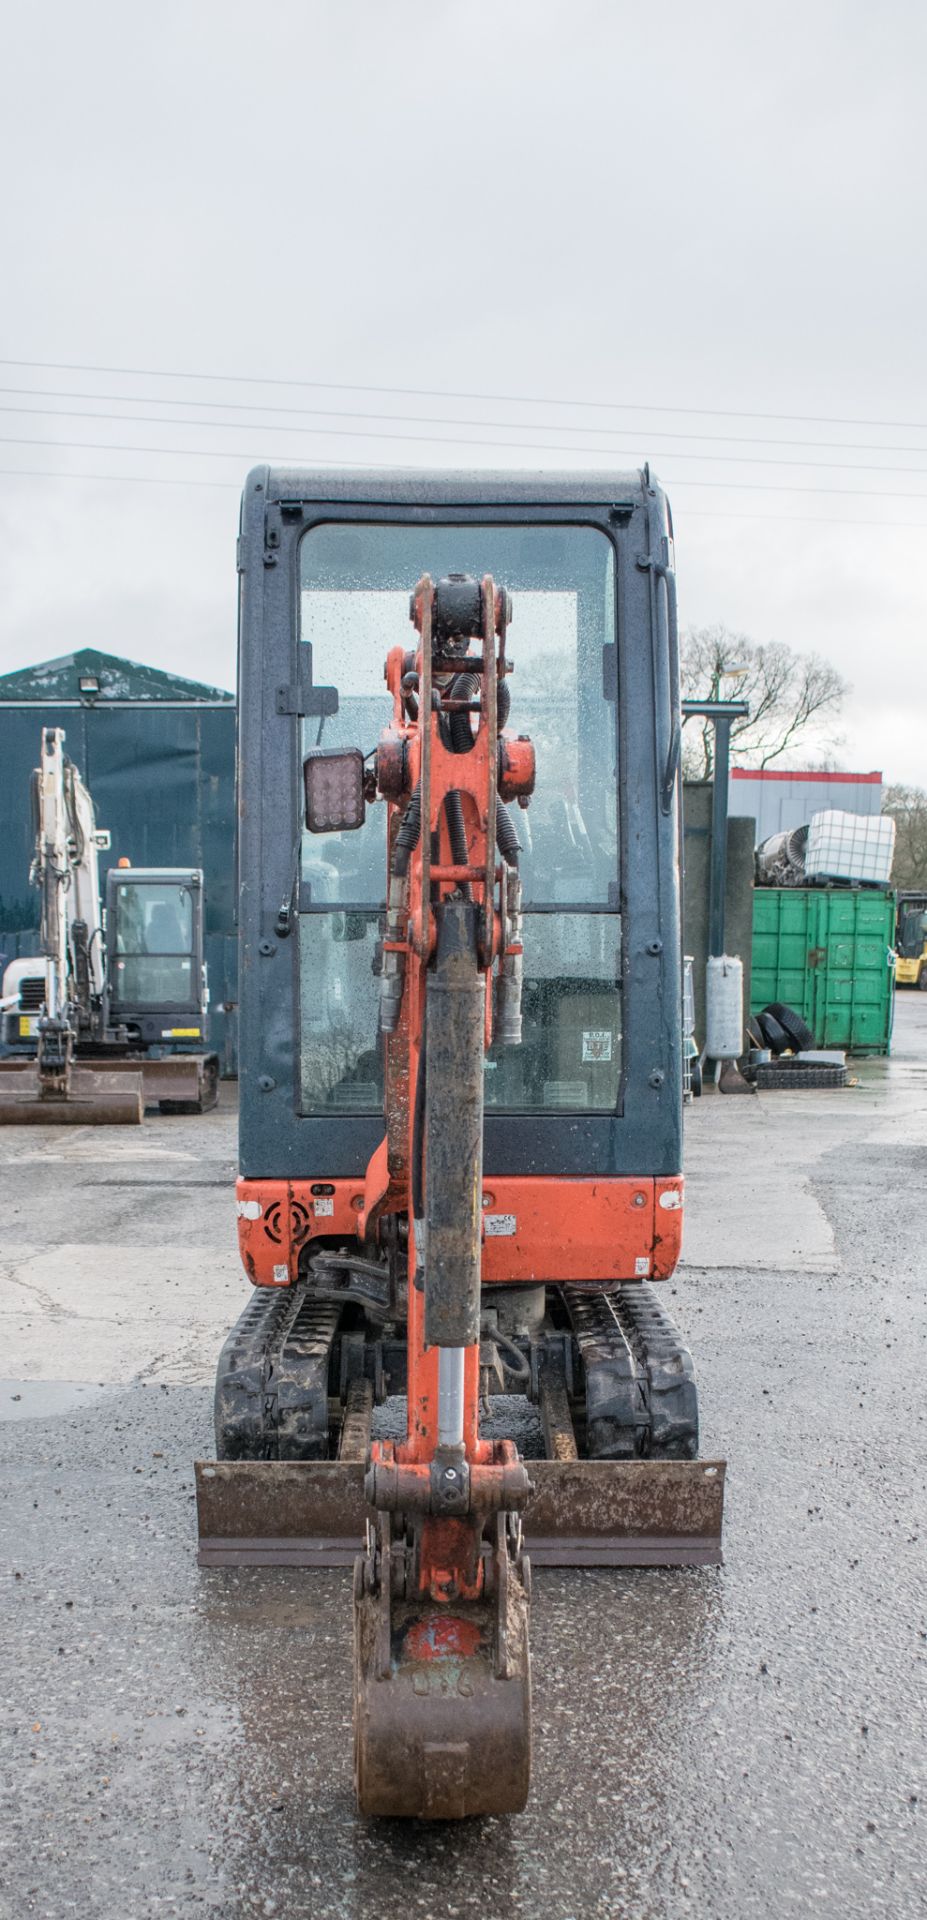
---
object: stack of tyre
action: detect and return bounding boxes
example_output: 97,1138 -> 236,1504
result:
746,1003 -> 848,1088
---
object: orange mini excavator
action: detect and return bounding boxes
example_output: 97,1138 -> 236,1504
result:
196,468 -> 725,1818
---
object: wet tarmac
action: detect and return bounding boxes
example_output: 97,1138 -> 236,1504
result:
1,1010 -> 926,1918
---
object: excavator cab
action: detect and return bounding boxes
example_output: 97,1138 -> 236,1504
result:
105,866 -> 209,1048
196,466 -> 724,1818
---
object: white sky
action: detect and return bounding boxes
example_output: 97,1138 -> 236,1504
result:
0,0 -> 924,780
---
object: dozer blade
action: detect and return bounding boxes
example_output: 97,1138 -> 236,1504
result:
138,1052 -> 219,1113
353,1518 -> 531,1819
195,1457 -> 725,1569
0,1064 -> 143,1125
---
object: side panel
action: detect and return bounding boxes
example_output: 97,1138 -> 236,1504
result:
236,1173 -> 685,1288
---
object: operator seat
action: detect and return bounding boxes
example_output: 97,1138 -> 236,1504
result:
147,902 -> 184,953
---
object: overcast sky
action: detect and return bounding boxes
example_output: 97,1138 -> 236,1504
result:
0,1 -> 925,780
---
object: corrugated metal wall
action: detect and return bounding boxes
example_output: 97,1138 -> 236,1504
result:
728,769 -> 883,843
0,703 -> 238,1073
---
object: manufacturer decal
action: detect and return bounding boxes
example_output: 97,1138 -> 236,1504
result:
484,1214 -> 516,1237
582,1030 -> 612,1063
634,1256 -> 650,1276
313,1196 -> 335,1217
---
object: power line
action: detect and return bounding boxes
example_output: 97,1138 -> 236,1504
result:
1,401 -> 924,477
1,355 -> 926,434
3,431 -> 927,498
679,509 -> 926,529
0,383 -> 925,459
1,459 -> 926,522
0,465 -> 236,490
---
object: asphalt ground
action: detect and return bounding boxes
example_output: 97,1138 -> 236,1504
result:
1,1001 -> 926,1919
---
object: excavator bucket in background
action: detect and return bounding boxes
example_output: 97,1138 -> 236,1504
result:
0,1051 -> 217,1123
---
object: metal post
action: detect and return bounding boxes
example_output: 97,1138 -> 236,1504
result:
682,700 -> 749,960
708,714 -> 732,959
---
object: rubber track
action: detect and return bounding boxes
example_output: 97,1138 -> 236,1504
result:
608,1283 -> 699,1459
214,1284 -> 341,1461
561,1286 -> 647,1459
563,1282 -> 699,1460
753,1062 -> 848,1089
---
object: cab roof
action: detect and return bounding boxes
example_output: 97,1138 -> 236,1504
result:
253,464 -> 655,510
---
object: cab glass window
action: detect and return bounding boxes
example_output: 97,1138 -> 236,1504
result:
111,883 -> 195,1007
297,522 -> 619,1114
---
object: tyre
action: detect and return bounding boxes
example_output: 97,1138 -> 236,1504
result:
763,1002 -> 815,1052
690,1056 -> 703,1098
918,966 -> 927,992
756,1010 -> 789,1055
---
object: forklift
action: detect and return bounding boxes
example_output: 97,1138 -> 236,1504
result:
0,727 -> 218,1122
894,891 -> 927,988
195,465 -> 725,1818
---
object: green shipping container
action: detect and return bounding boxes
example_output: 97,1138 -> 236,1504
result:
751,888 -> 895,1056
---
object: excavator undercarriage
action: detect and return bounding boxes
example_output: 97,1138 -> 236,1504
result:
198,1271 -> 724,1570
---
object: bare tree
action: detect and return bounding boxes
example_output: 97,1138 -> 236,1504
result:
882,785 -> 927,890
681,624 -> 849,780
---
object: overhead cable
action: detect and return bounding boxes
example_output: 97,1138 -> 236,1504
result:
0,355 -> 925,434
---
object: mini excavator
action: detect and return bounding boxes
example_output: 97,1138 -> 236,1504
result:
0,727 -> 218,1122
196,466 -> 725,1819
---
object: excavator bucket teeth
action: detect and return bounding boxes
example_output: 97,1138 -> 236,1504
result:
353,1537 -> 531,1819
195,1457 -> 725,1569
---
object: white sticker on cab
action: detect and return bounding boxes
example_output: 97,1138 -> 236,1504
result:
582,1030 -> 612,1063
237,1199 -> 262,1221
634,1256 -> 650,1276
313,1197 -> 335,1217
484,1214 -> 516,1237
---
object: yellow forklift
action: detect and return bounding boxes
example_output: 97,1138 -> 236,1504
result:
895,892 -> 927,988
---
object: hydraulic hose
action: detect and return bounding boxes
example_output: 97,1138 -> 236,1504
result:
436,670 -> 481,893
495,800 -> 520,868
411,1001 -> 427,1223
392,783 -> 422,878
444,791 -> 469,870
443,671 -> 481,754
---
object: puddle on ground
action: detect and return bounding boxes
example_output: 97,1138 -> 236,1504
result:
0,1378 -> 119,1421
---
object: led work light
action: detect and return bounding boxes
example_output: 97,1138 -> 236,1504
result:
303,748 -> 366,833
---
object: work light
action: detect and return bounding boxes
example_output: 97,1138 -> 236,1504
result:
303,748 -> 366,833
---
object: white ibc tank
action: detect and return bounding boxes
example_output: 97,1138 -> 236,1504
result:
705,954 -> 743,1059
